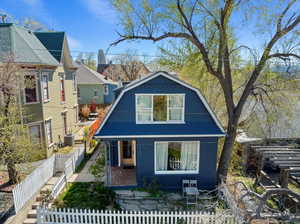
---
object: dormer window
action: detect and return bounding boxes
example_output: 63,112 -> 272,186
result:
136,94 -> 184,123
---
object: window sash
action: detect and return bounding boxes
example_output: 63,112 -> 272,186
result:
136,94 -> 184,123
28,124 -> 41,144
24,75 -> 38,103
42,73 -> 49,101
45,120 -> 53,145
155,141 -> 199,174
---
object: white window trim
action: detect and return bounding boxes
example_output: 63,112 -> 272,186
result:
41,72 -> 50,103
27,121 -> 43,144
97,72 -> 225,135
154,141 -> 200,175
59,73 -> 66,104
45,118 -> 53,146
23,74 -> 40,105
135,94 -> 185,124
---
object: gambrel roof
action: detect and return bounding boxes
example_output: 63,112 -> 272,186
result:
95,71 -> 225,138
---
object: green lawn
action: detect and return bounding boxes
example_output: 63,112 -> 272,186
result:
54,182 -> 117,210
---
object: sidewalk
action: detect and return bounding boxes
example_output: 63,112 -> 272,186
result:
68,146 -> 101,182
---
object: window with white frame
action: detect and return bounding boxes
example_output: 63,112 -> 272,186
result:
59,73 -> 66,102
155,141 -> 199,174
24,75 -> 38,103
41,72 -> 49,102
28,124 -> 41,144
104,85 -> 109,95
45,119 -> 53,145
72,72 -> 77,91
136,94 -> 184,123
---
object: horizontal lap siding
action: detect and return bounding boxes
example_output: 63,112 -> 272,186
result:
135,137 -> 218,190
99,76 -> 223,136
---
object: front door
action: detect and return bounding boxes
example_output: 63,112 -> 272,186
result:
118,140 -> 136,167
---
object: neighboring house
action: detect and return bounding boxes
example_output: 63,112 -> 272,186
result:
94,71 -> 225,190
75,61 -> 117,106
0,23 -> 78,156
96,49 -> 150,82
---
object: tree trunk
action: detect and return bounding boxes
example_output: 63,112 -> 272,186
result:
7,159 -> 19,184
217,122 -> 237,183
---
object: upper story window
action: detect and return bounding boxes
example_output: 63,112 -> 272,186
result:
24,75 -> 39,104
72,72 -> 77,91
136,94 -> 184,123
104,85 -> 109,95
59,73 -> 66,103
41,72 -> 49,102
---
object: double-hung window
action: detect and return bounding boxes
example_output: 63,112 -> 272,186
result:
155,141 -> 199,174
45,119 -> 53,145
28,124 -> 42,145
59,73 -> 66,103
24,74 -> 38,104
136,94 -> 184,123
41,72 -> 49,102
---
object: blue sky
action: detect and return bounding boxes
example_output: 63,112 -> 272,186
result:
1,0 -> 298,62
0,0 -> 159,59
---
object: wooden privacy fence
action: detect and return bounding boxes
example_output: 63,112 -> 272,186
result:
13,155 -> 55,213
37,208 -> 237,224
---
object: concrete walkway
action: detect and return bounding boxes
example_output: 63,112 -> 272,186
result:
68,145 -> 102,182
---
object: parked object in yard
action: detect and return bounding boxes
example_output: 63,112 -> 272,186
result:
94,71 -> 225,190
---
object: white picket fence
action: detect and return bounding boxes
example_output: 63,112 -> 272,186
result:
13,155 -> 55,213
13,147 -> 85,213
37,208 -> 238,224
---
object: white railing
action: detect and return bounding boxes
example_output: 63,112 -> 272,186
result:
37,208 -> 237,224
51,174 -> 67,199
13,147 -> 85,213
13,155 -> 55,213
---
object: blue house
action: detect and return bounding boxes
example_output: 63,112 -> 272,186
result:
94,71 -> 225,190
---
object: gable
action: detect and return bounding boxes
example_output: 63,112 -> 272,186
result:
95,72 -> 225,138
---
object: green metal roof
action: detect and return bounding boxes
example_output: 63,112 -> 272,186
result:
34,32 -> 65,62
0,23 -> 59,66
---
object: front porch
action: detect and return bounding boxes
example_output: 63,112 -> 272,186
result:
110,166 -> 137,186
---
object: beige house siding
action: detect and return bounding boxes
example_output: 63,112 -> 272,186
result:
41,66 -> 78,156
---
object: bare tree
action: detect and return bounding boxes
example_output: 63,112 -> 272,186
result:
0,56 -> 42,184
109,0 -> 300,181
104,50 -> 149,81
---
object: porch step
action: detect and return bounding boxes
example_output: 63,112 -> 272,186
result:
36,194 -> 43,202
32,202 -> 40,209
27,210 -> 37,219
23,218 -> 37,224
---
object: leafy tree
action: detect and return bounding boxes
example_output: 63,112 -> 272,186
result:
0,56 -> 43,184
109,0 -> 300,181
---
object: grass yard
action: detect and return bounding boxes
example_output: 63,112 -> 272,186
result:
54,182 -> 118,210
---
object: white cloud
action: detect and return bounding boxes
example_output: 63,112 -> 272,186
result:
20,0 -> 58,28
68,36 -> 82,50
82,0 -> 117,21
